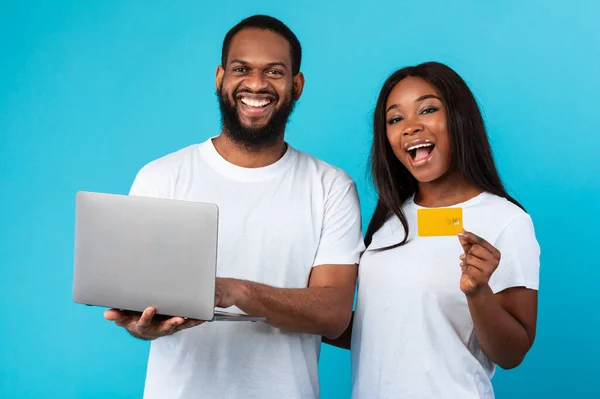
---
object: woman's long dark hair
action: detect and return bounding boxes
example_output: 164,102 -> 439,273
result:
365,62 -> 524,250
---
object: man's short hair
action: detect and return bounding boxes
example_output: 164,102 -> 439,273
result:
221,15 -> 302,75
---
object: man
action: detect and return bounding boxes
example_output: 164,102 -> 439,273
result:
104,14 -> 364,399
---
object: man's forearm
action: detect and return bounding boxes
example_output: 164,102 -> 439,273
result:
322,312 -> 353,350
467,285 -> 532,369
234,280 -> 354,339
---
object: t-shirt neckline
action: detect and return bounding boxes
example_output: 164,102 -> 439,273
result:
199,137 -> 296,182
410,191 -> 490,209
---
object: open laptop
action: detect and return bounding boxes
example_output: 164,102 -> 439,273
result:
72,191 -> 265,322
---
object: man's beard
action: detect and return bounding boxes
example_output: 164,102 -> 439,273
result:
217,84 -> 297,150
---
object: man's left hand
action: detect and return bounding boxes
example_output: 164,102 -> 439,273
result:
214,278 -> 248,308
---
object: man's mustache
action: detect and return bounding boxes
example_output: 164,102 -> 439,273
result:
233,88 -> 278,99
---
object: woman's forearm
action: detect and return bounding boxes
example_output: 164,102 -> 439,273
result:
466,284 -> 533,369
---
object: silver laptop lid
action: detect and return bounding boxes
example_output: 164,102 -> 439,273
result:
73,191 -> 218,321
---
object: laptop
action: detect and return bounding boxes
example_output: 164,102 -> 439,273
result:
72,191 -> 265,322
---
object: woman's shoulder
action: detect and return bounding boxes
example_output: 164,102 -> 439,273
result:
471,192 -> 536,243
476,192 -> 531,220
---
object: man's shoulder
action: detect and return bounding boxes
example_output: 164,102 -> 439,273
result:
136,144 -> 201,177
292,147 -> 356,189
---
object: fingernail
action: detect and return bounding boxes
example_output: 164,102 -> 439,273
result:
459,254 -> 465,260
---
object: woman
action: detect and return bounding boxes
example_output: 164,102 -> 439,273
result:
327,62 -> 540,398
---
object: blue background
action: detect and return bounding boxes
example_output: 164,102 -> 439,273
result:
1,1 -> 598,398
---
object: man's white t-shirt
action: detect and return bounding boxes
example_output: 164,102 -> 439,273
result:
351,192 -> 540,399
128,138 -> 365,399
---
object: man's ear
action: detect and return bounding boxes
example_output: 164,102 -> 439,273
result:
216,65 -> 225,91
292,72 -> 305,100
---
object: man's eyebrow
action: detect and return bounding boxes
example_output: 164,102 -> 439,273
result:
229,59 -> 249,65
229,59 -> 289,70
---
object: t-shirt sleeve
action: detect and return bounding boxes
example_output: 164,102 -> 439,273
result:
312,181 -> 365,267
128,163 -> 172,199
488,213 -> 540,293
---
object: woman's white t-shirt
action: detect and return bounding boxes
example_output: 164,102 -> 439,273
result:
351,192 -> 540,399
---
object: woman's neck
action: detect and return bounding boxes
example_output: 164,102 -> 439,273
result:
414,171 -> 483,208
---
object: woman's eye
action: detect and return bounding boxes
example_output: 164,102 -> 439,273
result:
421,107 -> 438,114
387,117 -> 403,124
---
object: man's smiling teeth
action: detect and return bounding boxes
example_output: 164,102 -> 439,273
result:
407,143 -> 434,152
240,97 -> 272,108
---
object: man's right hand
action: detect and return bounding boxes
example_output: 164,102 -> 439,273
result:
104,307 -> 204,340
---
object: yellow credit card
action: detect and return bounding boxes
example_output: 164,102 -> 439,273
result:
417,207 -> 463,237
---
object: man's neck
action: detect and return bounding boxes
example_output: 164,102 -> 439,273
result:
212,132 -> 288,168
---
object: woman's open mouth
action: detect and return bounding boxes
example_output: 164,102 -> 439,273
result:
407,142 -> 435,166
